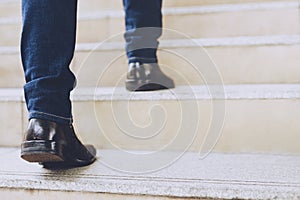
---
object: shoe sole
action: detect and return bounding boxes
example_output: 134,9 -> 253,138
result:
21,140 -> 64,163
126,81 -> 175,92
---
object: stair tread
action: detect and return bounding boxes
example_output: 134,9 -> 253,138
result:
1,35 -> 300,55
1,84 -> 300,102
0,35 -> 299,88
78,1 -> 300,20
73,35 -> 300,52
0,1 -> 299,23
0,147 -> 299,199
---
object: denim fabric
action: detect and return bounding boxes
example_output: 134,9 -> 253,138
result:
21,0 -> 163,124
123,0 -> 162,64
21,0 -> 78,125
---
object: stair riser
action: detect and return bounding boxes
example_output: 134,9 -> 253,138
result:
73,99 -> 300,154
0,23 -> 21,46
0,0 -> 288,18
0,2 -> 20,18
1,98 -> 299,154
1,7 -> 298,46
0,188 -> 198,200
0,101 -> 23,147
107,8 -> 298,44
0,54 -> 24,88
72,45 -> 300,87
78,0 -> 289,12
1,44 -> 300,88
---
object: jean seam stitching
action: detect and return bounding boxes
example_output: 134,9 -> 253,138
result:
30,111 -> 72,120
129,57 -> 157,61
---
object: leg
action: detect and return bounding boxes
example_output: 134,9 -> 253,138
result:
21,0 -> 96,168
123,0 -> 175,91
123,0 -> 162,64
21,0 -> 77,125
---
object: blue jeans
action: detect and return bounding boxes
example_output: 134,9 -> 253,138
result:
21,0 -> 162,125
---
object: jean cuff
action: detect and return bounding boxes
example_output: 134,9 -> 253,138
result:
128,57 -> 157,64
29,111 -> 73,125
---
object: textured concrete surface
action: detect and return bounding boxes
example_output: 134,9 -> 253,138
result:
0,189 -> 211,200
0,148 -> 299,199
1,85 -> 300,154
1,2 -> 299,46
3,84 -> 300,104
2,37 -> 300,88
71,84 -> 300,101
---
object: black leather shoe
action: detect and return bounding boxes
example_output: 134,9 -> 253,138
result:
125,62 -> 175,91
21,119 -> 96,168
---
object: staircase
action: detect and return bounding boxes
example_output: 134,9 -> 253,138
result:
0,0 -> 299,199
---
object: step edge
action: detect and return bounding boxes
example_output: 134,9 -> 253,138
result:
0,148 -> 299,199
72,84 -> 300,101
1,84 -> 300,102
1,35 -> 300,55
0,173 -> 299,200
163,1 -> 300,16
75,35 -> 300,52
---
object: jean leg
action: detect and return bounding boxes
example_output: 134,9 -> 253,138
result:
21,0 -> 78,125
123,0 -> 162,64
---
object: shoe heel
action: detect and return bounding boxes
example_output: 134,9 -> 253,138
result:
21,140 -> 64,163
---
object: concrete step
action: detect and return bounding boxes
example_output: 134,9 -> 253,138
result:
1,84 -> 300,155
78,0 -> 292,13
0,1 -> 299,46
78,1 -> 299,44
72,35 -> 300,87
0,148 -> 299,199
0,0 -> 291,18
0,0 -> 20,18
1,35 -> 299,88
